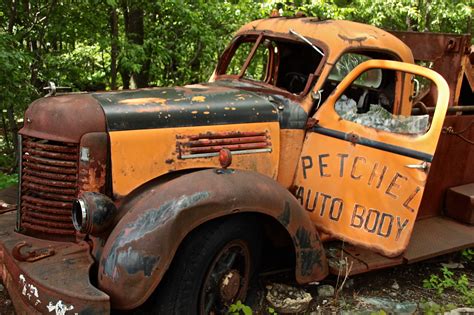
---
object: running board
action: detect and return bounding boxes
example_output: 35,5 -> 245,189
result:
326,216 -> 474,275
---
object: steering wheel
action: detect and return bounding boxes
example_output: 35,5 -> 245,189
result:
284,72 -> 308,93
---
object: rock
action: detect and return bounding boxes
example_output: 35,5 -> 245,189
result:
266,283 -> 312,314
446,307 -> 474,314
441,262 -> 464,269
317,284 -> 335,297
4,299 -> 12,307
391,280 -> 400,290
0,283 -> 4,292
359,297 -> 417,314
389,292 -> 397,297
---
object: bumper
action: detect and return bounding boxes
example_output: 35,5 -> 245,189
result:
0,211 -> 110,314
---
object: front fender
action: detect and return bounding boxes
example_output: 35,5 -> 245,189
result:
98,169 -> 328,309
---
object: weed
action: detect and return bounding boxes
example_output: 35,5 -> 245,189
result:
423,266 -> 474,305
461,248 -> 474,262
419,301 -> 457,314
227,300 -> 253,315
227,301 -> 279,315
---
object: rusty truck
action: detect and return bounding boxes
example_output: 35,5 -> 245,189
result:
0,16 -> 473,314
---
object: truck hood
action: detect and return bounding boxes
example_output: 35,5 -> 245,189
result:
20,94 -> 106,143
92,82 -> 279,131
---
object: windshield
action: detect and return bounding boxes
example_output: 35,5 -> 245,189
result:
220,35 -> 324,94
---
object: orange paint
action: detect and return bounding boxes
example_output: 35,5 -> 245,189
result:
294,60 -> 449,257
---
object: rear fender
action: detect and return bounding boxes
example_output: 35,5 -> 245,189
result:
98,169 -> 328,309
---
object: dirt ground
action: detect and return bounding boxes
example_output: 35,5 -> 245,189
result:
251,251 -> 474,314
1,252 -> 472,314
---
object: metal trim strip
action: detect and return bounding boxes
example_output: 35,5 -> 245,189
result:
180,148 -> 272,159
312,126 -> 433,162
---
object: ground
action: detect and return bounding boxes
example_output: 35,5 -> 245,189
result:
1,251 -> 472,314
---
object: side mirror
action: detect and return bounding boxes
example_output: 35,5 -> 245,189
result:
311,89 -> 324,110
411,77 -> 420,100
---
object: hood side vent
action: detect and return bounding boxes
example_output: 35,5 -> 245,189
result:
177,130 -> 272,159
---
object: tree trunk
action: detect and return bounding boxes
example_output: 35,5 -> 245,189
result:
110,7 -> 119,90
6,106 -> 19,167
7,0 -> 17,34
121,3 -> 149,88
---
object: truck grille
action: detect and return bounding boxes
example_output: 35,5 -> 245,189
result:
20,137 -> 79,240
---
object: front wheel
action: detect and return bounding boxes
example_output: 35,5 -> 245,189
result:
151,216 -> 262,315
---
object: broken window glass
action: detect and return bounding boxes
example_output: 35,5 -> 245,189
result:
329,53 -> 382,88
335,95 -> 429,134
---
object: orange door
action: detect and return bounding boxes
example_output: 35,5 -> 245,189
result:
294,60 -> 449,257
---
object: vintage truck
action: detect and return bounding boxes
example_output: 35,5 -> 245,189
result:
0,16 -> 473,314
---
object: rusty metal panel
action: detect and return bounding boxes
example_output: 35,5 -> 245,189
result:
445,183 -> 474,224
403,216 -> 474,263
19,94 -> 106,143
391,31 -> 472,107
419,116 -> 474,218
0,212 -> 110,314
78,132 -> 108,195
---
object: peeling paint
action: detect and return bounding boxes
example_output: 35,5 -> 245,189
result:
191,96 -> 206,102
103,192 -> 210,279
116,247 -> 159,276
46,300 -> 75,315
278,201 -> 291,227
294,227 -> 312,249
299,249 -> 323,276
19,274 -> 42,306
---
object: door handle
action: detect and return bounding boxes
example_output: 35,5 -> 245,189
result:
405,162 -> 429,171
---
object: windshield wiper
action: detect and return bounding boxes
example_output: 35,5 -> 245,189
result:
289,29 -> 325,57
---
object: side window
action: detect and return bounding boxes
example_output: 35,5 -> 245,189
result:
334,69 -> 431,135
226,42 -> 254,76
329,53 -> 382,88
243,43 -> 270,81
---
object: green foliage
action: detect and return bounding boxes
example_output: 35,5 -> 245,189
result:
462,248 -> 474,261
0,33 -> 36,110
423,266 -> 474,305
0,172 -> 17,189
227,300 -> 253,315
419,301 -> 457,315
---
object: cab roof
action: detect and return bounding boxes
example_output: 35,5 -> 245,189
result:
236,18 -> 414,64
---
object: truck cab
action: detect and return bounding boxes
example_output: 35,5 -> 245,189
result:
0,17 -> 473,314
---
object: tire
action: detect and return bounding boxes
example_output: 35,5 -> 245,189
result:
150,215 -> 262,315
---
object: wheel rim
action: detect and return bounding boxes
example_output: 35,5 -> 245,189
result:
199,239 -> 251,314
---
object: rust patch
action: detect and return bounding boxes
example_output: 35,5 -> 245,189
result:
337,34 -> 368,44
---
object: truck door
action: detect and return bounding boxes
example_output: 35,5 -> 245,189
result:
294,60 -> 449,257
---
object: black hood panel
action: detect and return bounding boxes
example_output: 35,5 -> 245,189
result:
92,83 -> 279,131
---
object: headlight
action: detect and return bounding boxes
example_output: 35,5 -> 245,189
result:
72,192 -> 117,236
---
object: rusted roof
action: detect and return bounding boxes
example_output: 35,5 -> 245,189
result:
236,18 -> 414,63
